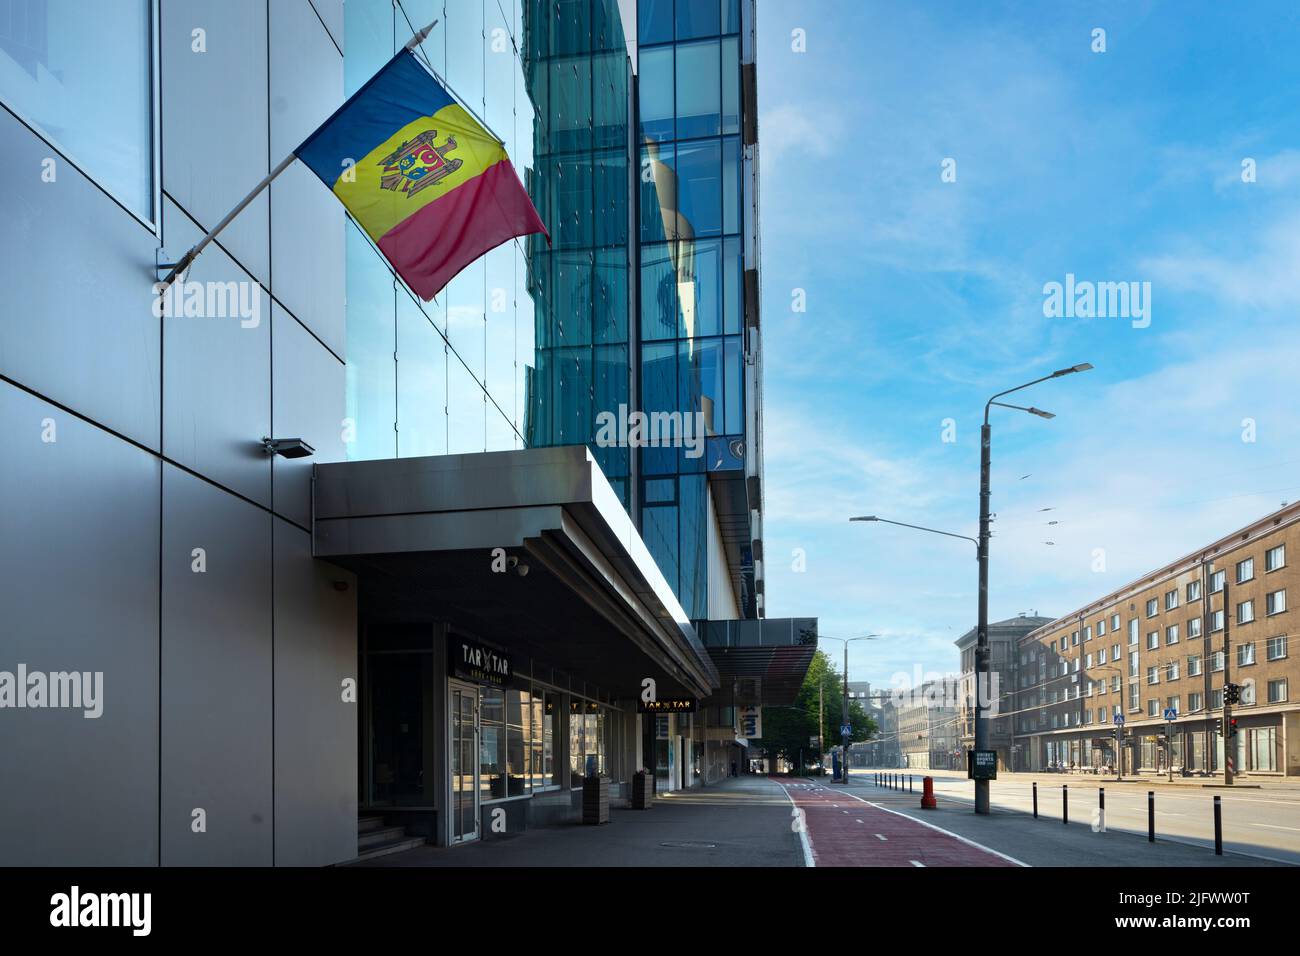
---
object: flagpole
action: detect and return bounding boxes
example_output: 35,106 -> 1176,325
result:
158,152 -> 297,290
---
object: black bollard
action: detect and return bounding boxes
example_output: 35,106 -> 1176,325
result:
1213,795 -> 1222,856
1032,781 -> 1038,819
1148,791 -> 1155,843
1062,784 -> 1068,825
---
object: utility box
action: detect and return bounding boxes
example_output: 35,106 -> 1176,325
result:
583,775 -> 611,824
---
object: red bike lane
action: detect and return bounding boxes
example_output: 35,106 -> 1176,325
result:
776,778 -> 1024,867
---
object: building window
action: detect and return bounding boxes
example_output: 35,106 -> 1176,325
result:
1147,698 -> 1159,717
1097,619 -> 1106,636
1268,679 -> 1288,703
1128,650 -> 1139,678
1211,609 -> 1225,632
1112,613 -> 1121,631
1265,544 -> 1285,572
1237,642 -> 1255,667
1059,636 -> 1067,652
1166,695 -> 1180,714
1189,691 -> 1204,712
1188,616 -> 1202,639
1210,569 -> 1226,593
1188,654 -> 1202,676
1266,635 -> 1288,660
1083,625 -> 1092,642
1165,624 -> 1179,645
1165,588 -> 1178,610
1086,653 -> 1094,669
1187,579 -> 1202,602
1112,675 -> 1121,692
1211,650 -> 1225,672
1128,683 -> 1139,710
1098,647 -> 1107,664
1236,557 -> 1255,584
0,0 -> 155,223
1072,658 -> 1080,673
1146,598 -> 1159,618
1112,642 -> 1121,660
1099,679 -> 1107,695
1072,630 -> 1079,646
1250,727 -> 1277,772
1147,666 -> 1159,685
1237,600 -> 1255,625
1085,680 -> 1093,697
1166,661 -> 1180,681
1128,619 -> 1139,645
1146,631 -> 1159,650
1210,688 -> 1224,709
1267,589 -> 1286,615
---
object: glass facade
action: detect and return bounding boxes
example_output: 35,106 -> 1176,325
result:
635,0 -> 747,619
343,0 -> 755,621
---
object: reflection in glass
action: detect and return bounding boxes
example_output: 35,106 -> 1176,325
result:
675,40 -> 721,139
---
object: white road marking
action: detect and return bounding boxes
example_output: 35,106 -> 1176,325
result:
836,789 -> 1031,867
875,834 -> 887,841
910,860 -> 925,867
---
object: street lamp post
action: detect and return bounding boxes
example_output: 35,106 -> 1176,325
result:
819,634 -> 880,783
853,362 -> 1093,815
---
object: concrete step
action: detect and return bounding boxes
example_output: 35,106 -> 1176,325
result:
357,816 -> 387,834
358,825 -> 410,849
355,836 -> 427,862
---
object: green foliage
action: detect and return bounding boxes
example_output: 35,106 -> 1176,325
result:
754,650 -> 877,771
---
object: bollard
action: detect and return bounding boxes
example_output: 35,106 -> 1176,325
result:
1098,787 -> 1106,832
1148,791 -> 1155,843
1062,784 -> 1068,825
1213,795 -> 1222,856
921,775 -> 937,809
1032,781 -> 1038,819
909,775 -> 913,793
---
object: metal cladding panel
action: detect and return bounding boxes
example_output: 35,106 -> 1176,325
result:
271,302 -> 345,529
308,0 -> 344,53
161,0 -> 271,283
269,0 -> 346,357
160,464 -> 273,866
0,383 -> 161,865
0,109 -> 161,449
272,518 -> 357,866
162,197 -> 272,507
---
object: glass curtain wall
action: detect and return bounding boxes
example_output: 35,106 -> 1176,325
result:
344,0 -> 541,460
522,0 -> 633,509
636,0 -> 745,620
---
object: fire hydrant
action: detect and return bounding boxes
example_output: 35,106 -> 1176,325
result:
921,776 -> 937,809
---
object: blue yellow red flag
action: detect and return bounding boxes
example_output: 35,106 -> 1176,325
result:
295,49 -> 547,300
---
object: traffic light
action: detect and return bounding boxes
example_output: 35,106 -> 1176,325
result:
1224,683 -> 1240,705
1220,716 -> 1239,738
1228,717 -> 1238,738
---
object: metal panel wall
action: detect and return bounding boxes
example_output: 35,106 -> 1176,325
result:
272,518 -> 357,866
160,464 -> 274,866
0,382 -> 161,866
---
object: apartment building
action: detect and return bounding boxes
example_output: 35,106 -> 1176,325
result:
955,614 -> 1053,771
1016,503 -> 1300,776
897,679 -> 960,770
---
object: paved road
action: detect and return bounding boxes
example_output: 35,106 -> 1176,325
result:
777,779 -> 1020,867
853,768 -> 1300,865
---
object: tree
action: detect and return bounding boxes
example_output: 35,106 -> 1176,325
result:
754,650 -> 877,771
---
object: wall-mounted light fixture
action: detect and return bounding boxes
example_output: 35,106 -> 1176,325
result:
262,437 -> 315,459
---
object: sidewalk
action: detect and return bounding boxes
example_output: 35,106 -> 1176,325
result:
349,775 -> 804,867
823,774 -> 1282,867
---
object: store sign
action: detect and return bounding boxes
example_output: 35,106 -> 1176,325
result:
738,704 -> 762,739
638,698 -> 696,713
449,637 -> 511,686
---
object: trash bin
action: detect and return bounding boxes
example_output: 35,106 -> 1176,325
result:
630,769 -> 652,810
583,775 -> 610,824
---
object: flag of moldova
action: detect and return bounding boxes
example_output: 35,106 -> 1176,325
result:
295,49 -> 547,300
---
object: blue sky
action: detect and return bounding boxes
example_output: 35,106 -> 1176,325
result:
756,1 -> 1300,692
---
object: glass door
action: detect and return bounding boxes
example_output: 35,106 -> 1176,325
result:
450,682 -> 480,843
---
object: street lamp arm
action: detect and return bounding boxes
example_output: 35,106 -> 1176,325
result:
983,363 -> 1093,424
850,515 -> 978,549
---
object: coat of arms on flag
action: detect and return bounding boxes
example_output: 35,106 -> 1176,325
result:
379,130 -> 463,197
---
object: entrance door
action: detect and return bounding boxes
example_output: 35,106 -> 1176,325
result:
450,682 -> 480,843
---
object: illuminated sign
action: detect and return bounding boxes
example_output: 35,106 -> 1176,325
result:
638,698 -> 696,713
449,637 -> 511,687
